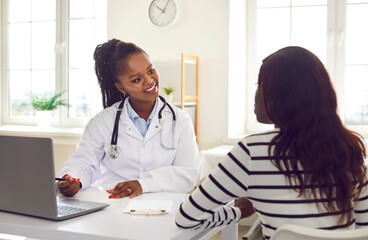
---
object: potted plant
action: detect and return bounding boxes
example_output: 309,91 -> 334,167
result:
30,91 -> 68,127
163,87 -> 174,103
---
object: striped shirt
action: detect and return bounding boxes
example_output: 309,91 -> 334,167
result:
175,129 -> 368,239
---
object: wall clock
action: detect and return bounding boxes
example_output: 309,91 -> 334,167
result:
149,0 -> 178,27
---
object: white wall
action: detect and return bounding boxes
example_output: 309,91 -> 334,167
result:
228,0 -> 246,138
108,0 -> 230,150
0,1 -> 3,124
0,0 -> 233,176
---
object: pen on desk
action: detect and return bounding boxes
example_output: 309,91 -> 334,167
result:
130,209 -> 166,215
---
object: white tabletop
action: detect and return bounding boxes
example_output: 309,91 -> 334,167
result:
0,187 -> 237,240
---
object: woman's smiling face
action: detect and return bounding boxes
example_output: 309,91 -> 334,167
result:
115,52 -> 159,104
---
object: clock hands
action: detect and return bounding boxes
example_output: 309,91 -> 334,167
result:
149,0 -> 176,27
163,0 -> 171,12
156,0 -> 170,14
156,6 -> 165,13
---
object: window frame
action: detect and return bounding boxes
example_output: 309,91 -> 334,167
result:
233,0 -> 368,139
1,0 -> 105,128
1,0 -> 60,126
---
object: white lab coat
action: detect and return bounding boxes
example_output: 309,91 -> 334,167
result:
59,97 -> 200,193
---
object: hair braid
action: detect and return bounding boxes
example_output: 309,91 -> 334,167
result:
94,39 -> 123,108
93,39 -> 148,108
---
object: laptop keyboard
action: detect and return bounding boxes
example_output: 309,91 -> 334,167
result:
58,205 -> 86,216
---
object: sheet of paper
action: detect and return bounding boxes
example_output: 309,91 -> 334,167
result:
123,199 -> 173,214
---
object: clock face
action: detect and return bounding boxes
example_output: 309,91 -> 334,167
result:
149,0 -> 178,27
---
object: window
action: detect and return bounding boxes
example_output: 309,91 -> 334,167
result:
345,0 -> 368,130
238,0 -> 368,137
2,0 -> 106,127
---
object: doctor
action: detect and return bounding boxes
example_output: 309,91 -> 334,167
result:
57,39 -> 200,199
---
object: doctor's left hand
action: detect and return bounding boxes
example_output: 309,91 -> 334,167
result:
106,180 -> 143,199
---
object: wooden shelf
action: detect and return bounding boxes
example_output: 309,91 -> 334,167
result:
181,53 -> 199,142
172,102 -> 196,107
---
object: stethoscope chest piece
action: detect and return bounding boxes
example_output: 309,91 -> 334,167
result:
108,145 -> 119,158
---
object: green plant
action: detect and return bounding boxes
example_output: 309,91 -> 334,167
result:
30,91 -> 68,111
163,87 -> 174,95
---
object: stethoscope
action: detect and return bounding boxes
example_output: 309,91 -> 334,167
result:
107,95 -> 177,159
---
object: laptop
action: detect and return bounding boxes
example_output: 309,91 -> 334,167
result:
0,135 -> 109,221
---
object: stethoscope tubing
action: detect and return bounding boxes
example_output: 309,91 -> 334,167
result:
108,96 -> 176,159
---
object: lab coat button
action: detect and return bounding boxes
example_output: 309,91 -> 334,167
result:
155,125 -> 158,128
143,168 -> 147,172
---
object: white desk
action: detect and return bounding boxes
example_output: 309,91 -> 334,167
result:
0,187 -> 237,240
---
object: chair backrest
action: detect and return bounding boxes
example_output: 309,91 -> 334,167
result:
270,224 -> 368,240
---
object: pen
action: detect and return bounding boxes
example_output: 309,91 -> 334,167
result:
130,209 -> 166,215
55,178 -> 66,181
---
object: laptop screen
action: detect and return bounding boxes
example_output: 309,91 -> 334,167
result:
0,135 -> 58,218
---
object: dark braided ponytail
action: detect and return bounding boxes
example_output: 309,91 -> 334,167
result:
93,39 -> 148,108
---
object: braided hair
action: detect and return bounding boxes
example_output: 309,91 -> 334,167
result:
93,39 -> 148,108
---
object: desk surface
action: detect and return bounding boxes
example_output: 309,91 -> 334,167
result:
0,187 -> 236,240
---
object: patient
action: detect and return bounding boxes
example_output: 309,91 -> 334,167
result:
175,46 -> 368,239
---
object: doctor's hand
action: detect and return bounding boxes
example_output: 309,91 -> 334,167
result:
235,197 -> 255,219
57,174 -> 81,197
106,180 -> 142,199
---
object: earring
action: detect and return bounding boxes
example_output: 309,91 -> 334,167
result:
123,92 -> 127,98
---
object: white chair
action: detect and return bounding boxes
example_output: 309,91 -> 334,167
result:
242,217 -> 261,240
271,224 -> 368,240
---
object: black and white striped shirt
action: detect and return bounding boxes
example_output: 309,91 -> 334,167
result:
175,129 -> 368,239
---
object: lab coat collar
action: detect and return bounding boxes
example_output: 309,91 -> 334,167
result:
120,97 -> 143,141
119,97 -> 172,142
144,98 -> 166,142
146,99 -> 177,145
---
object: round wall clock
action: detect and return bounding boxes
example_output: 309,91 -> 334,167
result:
148,0 -> 178,27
